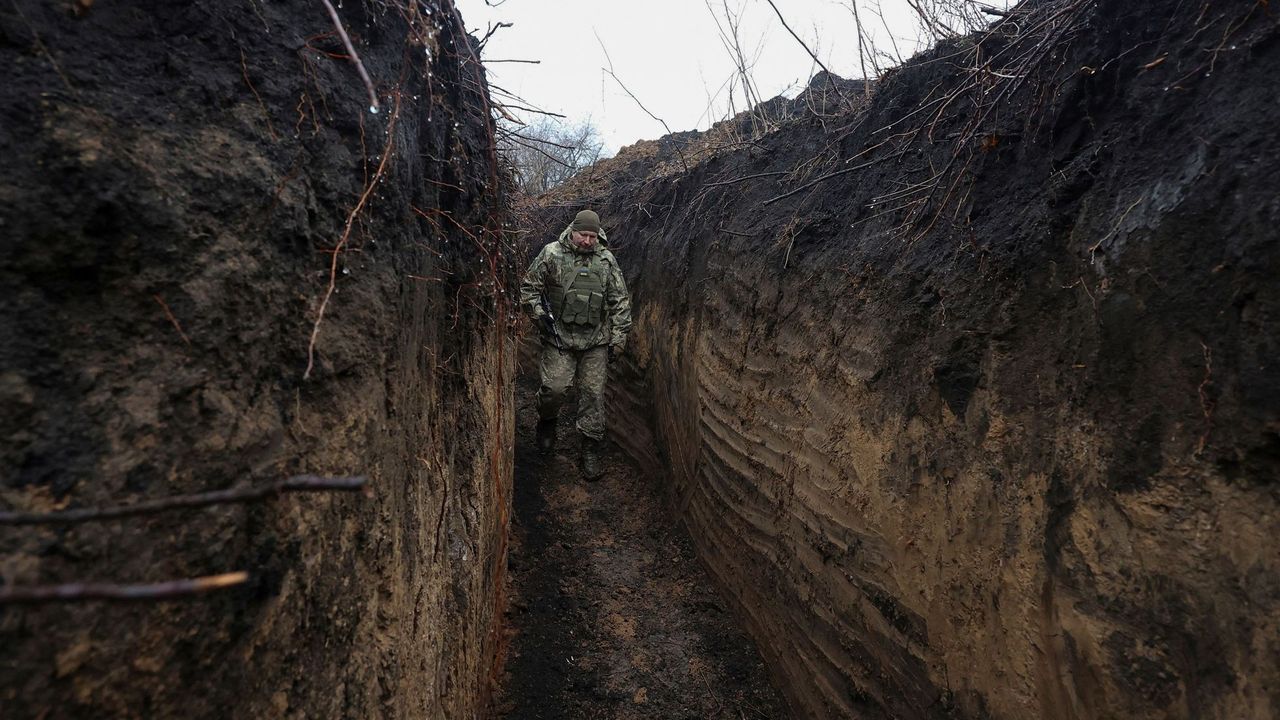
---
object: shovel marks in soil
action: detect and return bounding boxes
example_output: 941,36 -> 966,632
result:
495,389 -> 789,719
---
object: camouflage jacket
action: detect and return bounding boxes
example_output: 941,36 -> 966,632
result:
519,226 -> 632,351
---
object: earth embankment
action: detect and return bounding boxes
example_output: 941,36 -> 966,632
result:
537,1 -> 1280,718
1,1 -> 513,717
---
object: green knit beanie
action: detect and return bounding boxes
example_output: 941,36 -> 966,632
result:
571,209 -> 602,234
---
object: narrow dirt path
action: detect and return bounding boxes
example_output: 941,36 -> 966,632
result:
494,372 -> 790,719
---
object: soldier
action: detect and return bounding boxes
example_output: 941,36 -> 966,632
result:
519,209 -> 632,480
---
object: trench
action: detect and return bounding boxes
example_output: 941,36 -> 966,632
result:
507,2 -> 1280,718
492,358 -> 790,719
3,0 -> 1279,719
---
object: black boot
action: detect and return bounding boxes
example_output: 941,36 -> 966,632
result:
535,418 -> 557,452
581,437 -> 605,481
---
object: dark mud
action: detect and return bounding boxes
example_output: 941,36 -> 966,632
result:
1,1 -> 513,717
493,352 -> 789,720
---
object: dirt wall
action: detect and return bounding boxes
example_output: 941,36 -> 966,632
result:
541,1 -> 1280,718
0,1 -> 512,717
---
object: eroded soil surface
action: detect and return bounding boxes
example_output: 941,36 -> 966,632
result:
494,372 -> 789,719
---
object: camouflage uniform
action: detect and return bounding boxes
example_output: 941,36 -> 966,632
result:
519,224 -> 631,444
536,345 -> 610,440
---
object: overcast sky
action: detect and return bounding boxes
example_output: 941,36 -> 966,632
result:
454,0 -> 965,152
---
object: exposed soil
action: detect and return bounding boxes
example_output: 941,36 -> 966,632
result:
493,350 -> 790,719
1,1 -> 513,717
4,0 -> 1278,717
532,1 -> 1280,718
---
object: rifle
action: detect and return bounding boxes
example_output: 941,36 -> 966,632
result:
538,295 -> 566,349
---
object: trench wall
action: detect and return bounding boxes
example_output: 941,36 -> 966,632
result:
0,1 -> 512,717
550,2 -> 1280,718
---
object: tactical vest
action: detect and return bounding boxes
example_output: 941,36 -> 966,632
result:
548,254 -> 608,328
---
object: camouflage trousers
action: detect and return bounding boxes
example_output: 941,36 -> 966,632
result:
537,344 -> 609,441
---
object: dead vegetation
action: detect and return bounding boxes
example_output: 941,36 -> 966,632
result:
497,118 -> 606,195
0,476 -> 366,527
548,0 -> 1275,253
0,473 -> 365,603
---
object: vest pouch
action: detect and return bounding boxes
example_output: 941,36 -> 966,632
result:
587,291 -> 604,325
559,263 -> 607,327
561,288 -> 595,325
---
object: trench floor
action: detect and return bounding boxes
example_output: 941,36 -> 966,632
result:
493,377 -> 790,719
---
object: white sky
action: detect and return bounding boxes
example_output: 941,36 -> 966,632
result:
455,0 -> 956,152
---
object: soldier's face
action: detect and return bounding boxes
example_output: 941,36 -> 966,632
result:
571,230 -> 598,249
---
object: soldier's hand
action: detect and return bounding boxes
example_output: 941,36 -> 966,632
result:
608,343 -> 624,362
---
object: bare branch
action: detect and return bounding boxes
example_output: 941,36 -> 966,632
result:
706,0 -> 771,135
868,1 -> 907,65
761,0 -> 849,106
502,139 -> 574,168
595,31 -> 675,138
703,171 -> 791,188
843,1 -> 877,93
493,101 -> 566,119
496,116 -> 606,193
905,0 -> 961,39
152,294 -> 192,347
762,147 -> 910,206
602,66 -> 674,136
497,127 -> 579,151
1,572 -> 250,605
319,0 -> 380,112
0,476 -> 367,526
476,20 -> 512,51
594,31 -> 689,172
305,91 -> 402,379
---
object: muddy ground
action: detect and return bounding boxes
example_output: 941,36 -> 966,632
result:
493,353 -> 789,719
